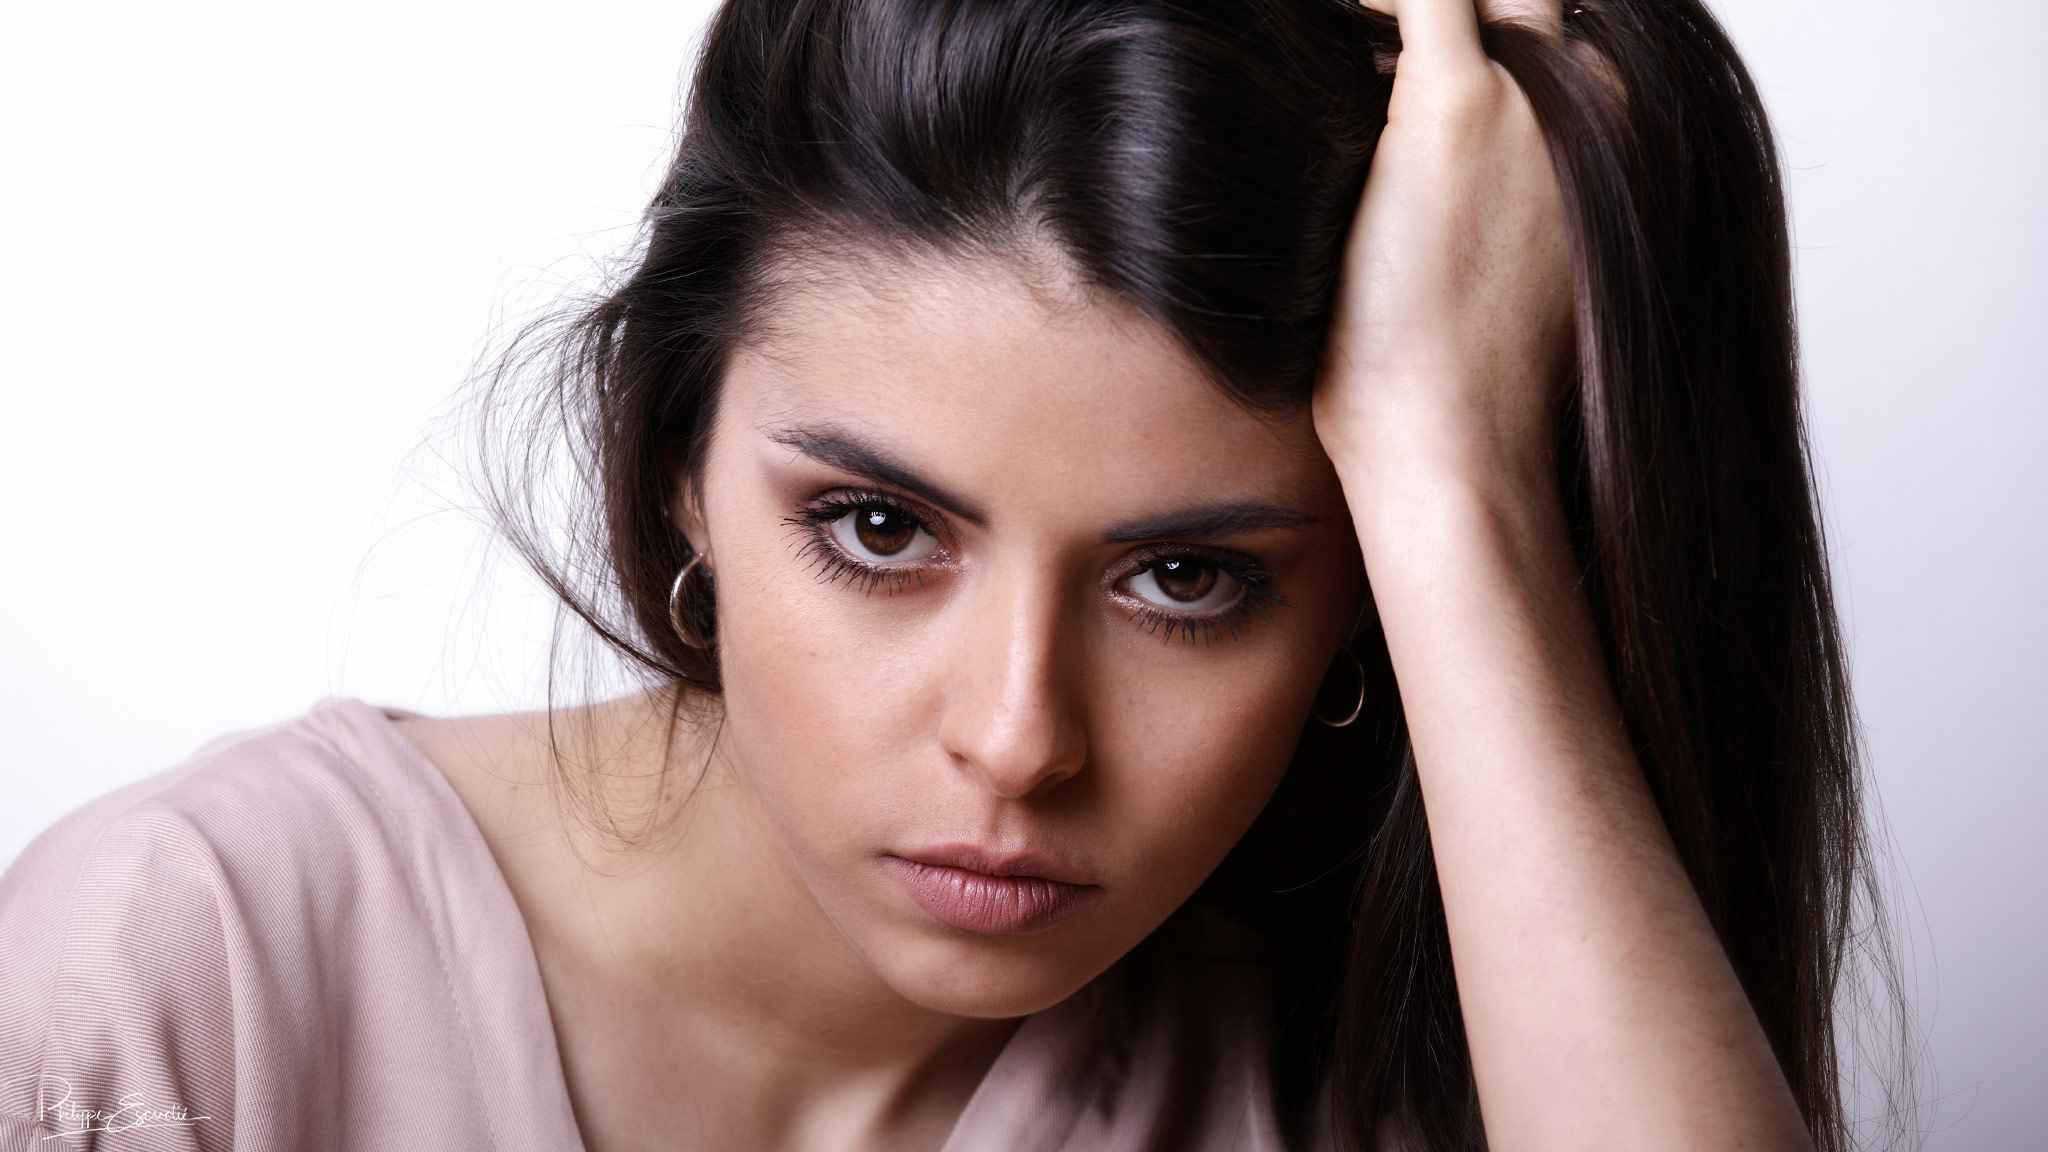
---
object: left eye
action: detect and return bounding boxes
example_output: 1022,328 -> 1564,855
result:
828,504 -> 939,563
1123,557 -> 1242,613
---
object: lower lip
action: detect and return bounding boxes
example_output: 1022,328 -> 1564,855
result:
886,857 -> 1100,934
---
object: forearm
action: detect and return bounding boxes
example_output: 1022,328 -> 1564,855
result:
1337,433 -> 1810,1150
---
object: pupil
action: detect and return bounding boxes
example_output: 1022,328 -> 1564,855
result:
855,506 -> 916,555
1155,558 -> 1215,602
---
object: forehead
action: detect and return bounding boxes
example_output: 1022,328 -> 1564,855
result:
722,250 -> 1329,512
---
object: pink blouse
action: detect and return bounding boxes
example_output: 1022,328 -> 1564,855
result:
0,700 -> 1322,1151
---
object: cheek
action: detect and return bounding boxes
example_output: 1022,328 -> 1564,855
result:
709,542 -> 949,850
1083,637 -> 1322,895
714,519 -> 1333,881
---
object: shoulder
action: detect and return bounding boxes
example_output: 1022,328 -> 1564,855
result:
0,700 -> 489,1150
0,714 -> 322,1151
3,702 -> 451,942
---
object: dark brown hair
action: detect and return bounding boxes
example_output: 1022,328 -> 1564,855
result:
481,0 -> 1903,1147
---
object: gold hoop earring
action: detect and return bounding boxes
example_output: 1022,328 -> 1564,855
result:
667,553 -> 716,649
1312,648 -> 1366,728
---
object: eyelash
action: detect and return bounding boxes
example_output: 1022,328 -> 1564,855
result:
785,490 -> 944,596
784,489 -> 1285,644
1118,548 -> 1284,647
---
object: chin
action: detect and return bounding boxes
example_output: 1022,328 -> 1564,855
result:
857,920 -> 1136,1020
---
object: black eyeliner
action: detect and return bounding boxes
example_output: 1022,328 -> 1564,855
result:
784,488 -> 943,597
785,490 -> 1287,643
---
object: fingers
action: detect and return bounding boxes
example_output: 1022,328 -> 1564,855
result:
1358,0 -> 1564,49
1480,0 -> 1563,34
1360,0 -> 1484,70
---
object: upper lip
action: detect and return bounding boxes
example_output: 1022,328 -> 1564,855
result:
890,842 -> 1098,887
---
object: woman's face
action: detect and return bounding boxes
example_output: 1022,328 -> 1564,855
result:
681,251 -> 1364,1019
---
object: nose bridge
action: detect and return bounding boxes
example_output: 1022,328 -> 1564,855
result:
939,551 -> 1087,798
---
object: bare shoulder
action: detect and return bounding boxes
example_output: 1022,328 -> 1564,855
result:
390,709 -> 567,848
388,692 -> 714,875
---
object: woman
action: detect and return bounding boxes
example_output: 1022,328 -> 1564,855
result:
0,0 -> 1889,1148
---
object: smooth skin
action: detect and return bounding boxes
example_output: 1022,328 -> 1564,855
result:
403,0 -> 1814,1149
409,253 -> 1368,1152
1332,0 -> 1811,1147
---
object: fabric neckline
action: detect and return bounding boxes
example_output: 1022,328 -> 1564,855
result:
312,697 -> 594,1152
315,697 -> 1104,1152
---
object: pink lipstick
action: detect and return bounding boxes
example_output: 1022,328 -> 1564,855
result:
886,845 -> 1101,934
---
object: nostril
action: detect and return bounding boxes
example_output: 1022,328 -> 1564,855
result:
941,697 -> 1088,800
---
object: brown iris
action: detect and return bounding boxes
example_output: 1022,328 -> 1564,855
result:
1151,557 -> 1216,603
854,505 -> 920,556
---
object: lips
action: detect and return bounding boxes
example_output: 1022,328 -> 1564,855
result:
886,844 -> 1101,934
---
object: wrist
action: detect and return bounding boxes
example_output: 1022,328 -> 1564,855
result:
1316,358 -> 1560,481
1328,430 -> 1569,582
1333,413 -> 1557,521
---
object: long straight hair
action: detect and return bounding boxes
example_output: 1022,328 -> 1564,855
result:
480,1 -> 1901,1147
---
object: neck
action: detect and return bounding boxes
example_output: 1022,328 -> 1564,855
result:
415,690 -> 1015,1149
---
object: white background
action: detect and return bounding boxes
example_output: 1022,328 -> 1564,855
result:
1,2 -> 2040,1146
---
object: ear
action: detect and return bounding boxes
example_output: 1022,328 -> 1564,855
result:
667,463 -> 711,559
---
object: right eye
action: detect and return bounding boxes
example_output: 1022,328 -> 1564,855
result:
827,503 -> 939,563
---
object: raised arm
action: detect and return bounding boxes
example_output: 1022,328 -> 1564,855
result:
1313,1 -> 1813,1147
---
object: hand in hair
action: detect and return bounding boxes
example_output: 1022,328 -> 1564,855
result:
1316,0 -> 1574,492
1315,1 -> 1817,1149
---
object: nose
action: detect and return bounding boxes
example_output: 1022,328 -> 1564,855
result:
936,563 -> 1089,800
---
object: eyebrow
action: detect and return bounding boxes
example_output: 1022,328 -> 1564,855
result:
765,423 -> 1318,543
767,424 -> 989,525
1102,503 -> 1320,543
